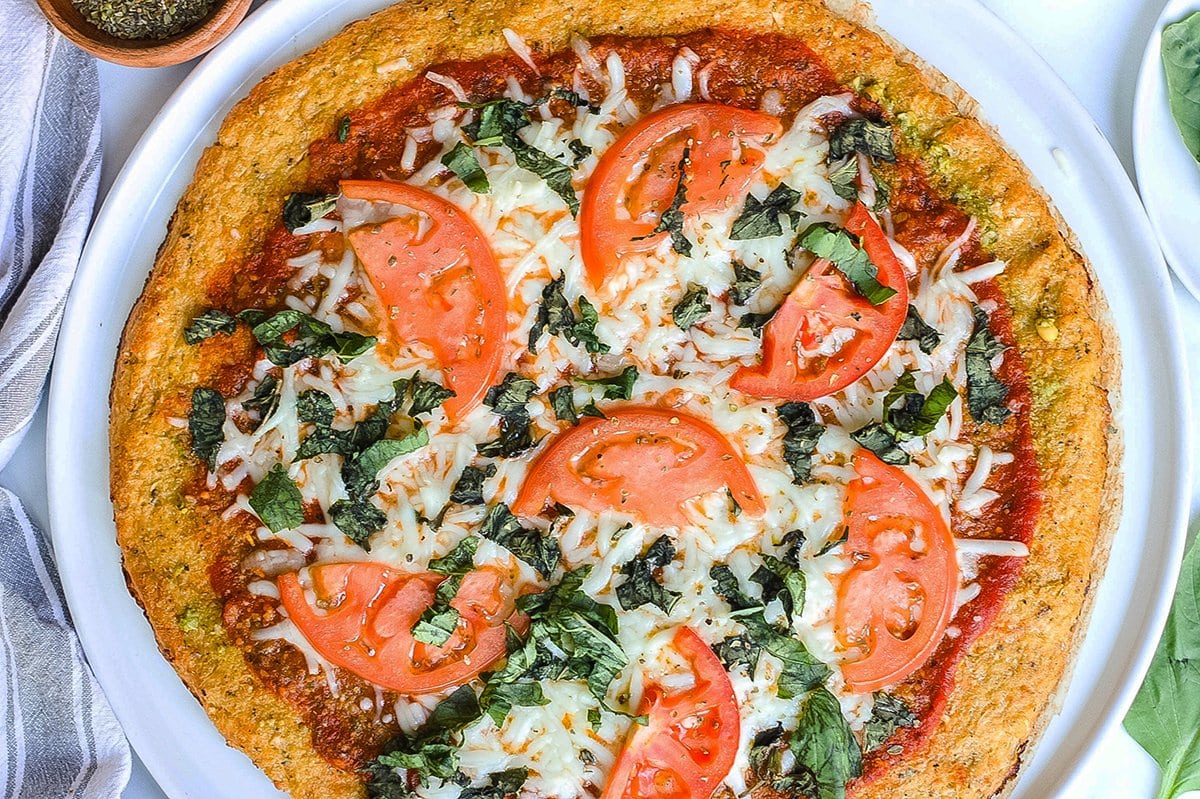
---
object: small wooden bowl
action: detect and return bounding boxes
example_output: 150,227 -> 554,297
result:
35,0 -> 253,68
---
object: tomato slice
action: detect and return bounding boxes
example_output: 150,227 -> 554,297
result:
730,202 -> 908,400
579,104 -> 782,285
342,180 -> 506,419
511,407 -> 764,526
601,627 -> 739,799
834,450 -> 957,693
277,561 -> 528,694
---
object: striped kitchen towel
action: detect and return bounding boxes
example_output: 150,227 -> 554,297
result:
0,0 -> 132,797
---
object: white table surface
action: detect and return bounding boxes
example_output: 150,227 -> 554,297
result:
5,0 -> 1198,796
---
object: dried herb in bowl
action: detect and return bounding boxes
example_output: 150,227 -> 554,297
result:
71,0 -> 217,40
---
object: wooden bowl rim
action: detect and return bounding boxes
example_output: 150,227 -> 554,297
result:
34,0 -> 254,68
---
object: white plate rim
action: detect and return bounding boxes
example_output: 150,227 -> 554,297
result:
47,1 -> 1191,797
1133,0 -> 1200,301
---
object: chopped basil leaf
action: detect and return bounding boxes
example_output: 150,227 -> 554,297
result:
412,573 -> 464,646
897,305 -> 941,354
282,192 -> 338,233
251,309 -> 375,366
578,365 -> 637,400
751,554 -> 806,622
480,504 -> 560,577
736,306 -> 780,336
394,372 -> 456,417
550,385 -> 578,425
188,387 -> 225,471
829,157 -> 860,202
800,225 -> 897,305
851,422 -> 910,466
571,296 -> 608,353
581,400 -> 606,419
730,260 -> 763,306
183,309 -> 236,344
242,375 -> 280,430
485,373 -> 537,415
730,183 -> 803,240
297,389 -> 335,427
249,464 -> 304,533
329,499 -> 386,549
828,117 -> 896,164
615,535 -> 681,614
429,536 -> 480,575
461,98 -> 530,146
528,277 -> 609,355
441,141 -> 490,192
965,305 -> 1012,425
709,564 -> 760,612
778,402 -> 824,484
337,116 -> 351,143
367,684 -> 482,792
506,133 -> 579,214
477,416 -> 535,458
740,612 -> 831,698
864,692 -> 919,752
650,147 -> 692,256
872,171 -> 892,214
714,633 -> 762,673
672,283 -> 711,330
514,567 -> 627,704
884,373 -> 957,437
341,427 -> 430,499
458,767 -> 529,799
788,687 -> 863,799
479,374 -> 538,458
568,138 -> 592,166
479,679 -> 548,726
450,464 -> 496,506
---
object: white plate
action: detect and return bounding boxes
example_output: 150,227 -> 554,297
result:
1134,0 -> 1200,301
47,1 -> 1190,797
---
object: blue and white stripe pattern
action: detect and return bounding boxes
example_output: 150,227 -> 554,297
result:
0,1 -> 131,796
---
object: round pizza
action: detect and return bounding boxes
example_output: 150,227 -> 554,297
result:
108,1 -> 1119,798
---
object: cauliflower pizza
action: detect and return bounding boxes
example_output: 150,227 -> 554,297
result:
108,2 -> 1119,798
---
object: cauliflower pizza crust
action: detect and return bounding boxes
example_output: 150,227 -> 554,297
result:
108,2 -> 1119,799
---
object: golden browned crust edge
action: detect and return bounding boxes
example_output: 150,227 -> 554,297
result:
108,2 -> 1120,798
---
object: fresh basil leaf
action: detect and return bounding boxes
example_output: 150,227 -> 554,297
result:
329,498 -> 386,549
341,427 -> 430,499
1126,536 -> 1200,799
394,372 -> 456,417
736,306 -> 780,336
184,309 -> 236,344
730,261 -> 763,305
789,687 -> 863,799
413,572 -> 464,646
578,365 -> 637,400
477,417 -> 535,459
429,536 -> 480,574
462,98 -> 531,146
528,275 -> 573,354
800,225 -> 897,305
1163,12 -> 1200,162
459,767 -> 529,799
251,309 -> 375,366
441,141 -> 490,192
337,116 -> 351,143
829,158 -> 860,202
965,305 -> 1012,425
485,373 -> 538,416
504,131 -> 580,215
730,183 -> 804,240
479,680 -> 548,727
741,611 -> 831,697
297,389 -> 335,427
249,464 -> 304,533
450,464 -> 496,506
367,684 -> 482,793
242,375 -> 280,430
672,283 -> 711,330
282,192 -> 338,233
331,330 -> 376,359
571,296 -> 608,353
710,565 -> 760,612
715,633 -> 762,673
616,535 -> 681,614
828,117 -> 896,164
480,504 -> 560,577
864,692 -> 919,752
569,138 -> 592,165
778,402 -> 824,484
751,554 -> 806,621
550,385 -> 578,425
188,387 -> 225,471
897,305 -> 941,354
650,147 -> 692,255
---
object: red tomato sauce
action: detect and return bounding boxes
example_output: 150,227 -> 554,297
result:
196,28 -> 1042,777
